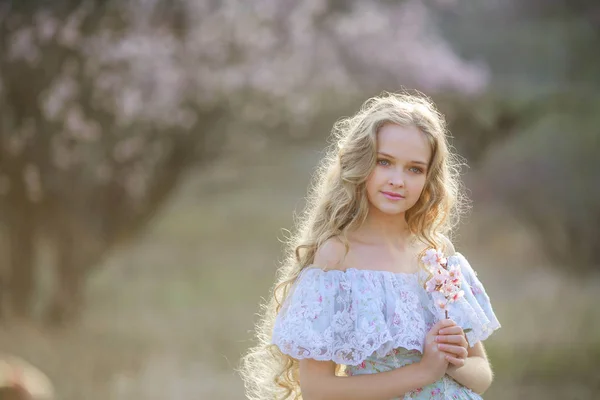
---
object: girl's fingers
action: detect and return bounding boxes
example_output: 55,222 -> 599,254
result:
438,326 -> 463,335
435,319 -> 457,331
435,334 -> 468,347
437,344 -> 468,359
444,354 -> 466,367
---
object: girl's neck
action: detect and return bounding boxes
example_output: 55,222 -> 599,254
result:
353,208 -> 414,247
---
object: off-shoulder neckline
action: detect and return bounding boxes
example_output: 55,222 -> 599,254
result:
303,252 -> 463,278
304,266 -> 422,278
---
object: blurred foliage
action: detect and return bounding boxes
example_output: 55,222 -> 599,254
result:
429,0 -> 600,273
476,91 -> 600,272
438,91 -> 599,272
485,341 -> 600,398
433,0 -> 600,93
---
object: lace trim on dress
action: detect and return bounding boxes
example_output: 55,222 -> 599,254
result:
271,252 -> 500,365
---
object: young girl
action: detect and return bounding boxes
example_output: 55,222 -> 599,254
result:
240,92 -> 501,399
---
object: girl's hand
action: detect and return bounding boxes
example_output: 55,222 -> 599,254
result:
418,319 -> 455,383
435,324 -> 469,367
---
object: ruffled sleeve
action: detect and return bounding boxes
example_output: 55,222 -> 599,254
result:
439,252 -> 501,347
271,267 -> 430,366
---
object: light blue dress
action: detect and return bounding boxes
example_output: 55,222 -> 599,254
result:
272,252 -> 501,399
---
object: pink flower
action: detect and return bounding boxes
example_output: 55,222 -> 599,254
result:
422,248 -> 447,267
422,248 -> 466,319
426,277 -> 438,292
451,290 -> 464,302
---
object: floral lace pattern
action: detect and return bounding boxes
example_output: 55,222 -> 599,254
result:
272,252 -> 501,368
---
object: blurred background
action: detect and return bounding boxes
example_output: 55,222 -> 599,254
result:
0,0 -> 599,399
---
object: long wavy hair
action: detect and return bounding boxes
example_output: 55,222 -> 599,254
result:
239,91 -> 469,399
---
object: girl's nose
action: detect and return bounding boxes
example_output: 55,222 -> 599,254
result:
388,173 -> 405,187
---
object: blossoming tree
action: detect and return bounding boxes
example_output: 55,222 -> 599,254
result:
0,0 -> 487,325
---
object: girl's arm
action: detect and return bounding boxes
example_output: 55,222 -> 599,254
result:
446,341 -> 494,395
299,359 -> 433,400
298,318 -> 458,400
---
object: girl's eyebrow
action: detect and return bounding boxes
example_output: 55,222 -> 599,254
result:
377,152 -> 428,165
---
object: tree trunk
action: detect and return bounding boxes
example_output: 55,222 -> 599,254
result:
43,223 -> 85,327
6,193 -> 36,321
0,261 -> 7,323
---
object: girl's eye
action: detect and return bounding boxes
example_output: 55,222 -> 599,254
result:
409,166 -> 424,174
377,159 -> 390,166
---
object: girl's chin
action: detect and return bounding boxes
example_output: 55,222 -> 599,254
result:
374,204 -> 409,215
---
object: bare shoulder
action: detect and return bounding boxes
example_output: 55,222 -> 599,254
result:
441,234 -> 456,256
313,236 -> 348,271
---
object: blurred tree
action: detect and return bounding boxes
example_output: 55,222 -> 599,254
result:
431,0 -> 600,272
477,95 -> 600,272
435,93 -> 534,164
0,0 -> 228,325
0,0 -> 487,325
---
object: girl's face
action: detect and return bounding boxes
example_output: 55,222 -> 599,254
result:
365,123 -> 431,216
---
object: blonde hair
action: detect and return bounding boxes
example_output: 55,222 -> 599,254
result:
239,91 -> 468,399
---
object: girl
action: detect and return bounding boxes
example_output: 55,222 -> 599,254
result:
240,92 -> 501,399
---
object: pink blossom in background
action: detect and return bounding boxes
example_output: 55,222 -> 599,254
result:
1,0 -> 490,204
8,0 -> 488,132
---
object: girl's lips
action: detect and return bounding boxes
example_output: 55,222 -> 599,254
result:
382,191 -> 405,200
